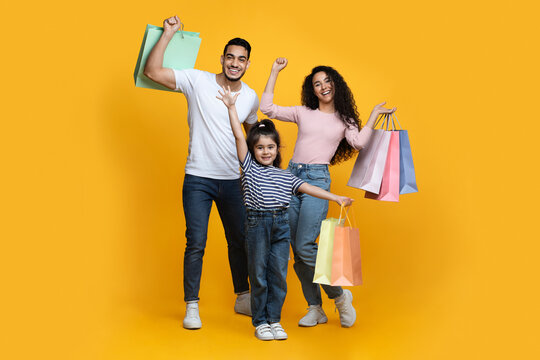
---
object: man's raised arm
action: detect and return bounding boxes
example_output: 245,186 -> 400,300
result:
143,15 -> 181,90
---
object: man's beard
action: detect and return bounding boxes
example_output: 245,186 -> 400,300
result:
223,66 -> 245,82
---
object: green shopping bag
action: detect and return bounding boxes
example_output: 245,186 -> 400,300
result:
313,206 -> 348,285
133,24 -> 202,92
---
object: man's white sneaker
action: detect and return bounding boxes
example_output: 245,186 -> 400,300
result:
270,323 -> 288,340
334,289 -> 356,328
183,302 -> 202,329
234,292 -> 252,316
254,323 -> 274,341
298,305 -> 328,327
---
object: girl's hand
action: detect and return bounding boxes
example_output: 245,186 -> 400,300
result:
271,57 -> 288,73
216,85 -> 240,108
163,15 -> 182,35
370,102 -> 397,117
335,196 -> 354,207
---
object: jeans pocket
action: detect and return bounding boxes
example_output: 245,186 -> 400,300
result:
246,215 -> 259,228
277,212 -> 289,226
306,168 -> 329,181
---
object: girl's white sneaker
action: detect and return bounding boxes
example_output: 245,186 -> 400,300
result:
270,322 -> 288,340
255,323 -> 274,341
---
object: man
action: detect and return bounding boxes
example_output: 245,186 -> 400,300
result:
144,15 -> 258,329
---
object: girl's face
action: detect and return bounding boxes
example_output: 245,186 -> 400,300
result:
312,71 -> 335,105
253,135 -> 278,166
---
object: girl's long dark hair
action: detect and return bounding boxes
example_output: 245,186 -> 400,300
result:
301,66 -> 361,165
246,119 -> 282,168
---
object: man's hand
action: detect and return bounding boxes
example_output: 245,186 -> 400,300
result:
163,15 -> 182,35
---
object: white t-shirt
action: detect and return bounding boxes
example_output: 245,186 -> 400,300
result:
174,69 -> 259,179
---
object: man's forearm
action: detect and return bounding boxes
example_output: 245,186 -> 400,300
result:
144,32 -> 173,76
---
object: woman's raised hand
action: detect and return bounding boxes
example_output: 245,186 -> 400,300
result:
216,86 -> 240,108
163,15 -> 182,34
371,102 -> 397,116
272,57 -> 288,73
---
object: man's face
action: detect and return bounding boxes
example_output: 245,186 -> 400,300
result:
220,45 -> 250,81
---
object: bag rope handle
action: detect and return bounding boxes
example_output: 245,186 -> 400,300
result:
374,113 -> 387,129
390,112 -> 402,130
179,22 -> 185,39
338,204 -> 353,227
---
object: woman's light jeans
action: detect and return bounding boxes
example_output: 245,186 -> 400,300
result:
287,161 -> 343,305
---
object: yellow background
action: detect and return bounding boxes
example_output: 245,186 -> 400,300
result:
2,0 -> 539,359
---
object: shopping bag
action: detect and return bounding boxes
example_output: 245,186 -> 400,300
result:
365,127 -> 401,202
313,217 -> 340,285
347,114 -> 386,189
398,124 -> 418,194
331,206 -> 362,286
133,24 -> 202,92
355,114 -> 392,194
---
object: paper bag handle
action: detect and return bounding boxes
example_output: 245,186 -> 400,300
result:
179,22 -> 185,39
338,204 -> 353,227
374,113 -> 386,129
390,112 -> 402,130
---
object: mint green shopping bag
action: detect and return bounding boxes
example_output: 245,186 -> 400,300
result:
133,24 -> 201,92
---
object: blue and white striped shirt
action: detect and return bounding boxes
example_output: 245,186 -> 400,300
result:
240,151 -> 305,210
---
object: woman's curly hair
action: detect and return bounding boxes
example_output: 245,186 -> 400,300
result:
301,66 -> 361,165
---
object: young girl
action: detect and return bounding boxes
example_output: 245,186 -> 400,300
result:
260,58 -> 396,328
217,86 -> 353,341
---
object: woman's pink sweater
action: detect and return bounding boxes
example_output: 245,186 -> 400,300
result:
260,93 -> 373,164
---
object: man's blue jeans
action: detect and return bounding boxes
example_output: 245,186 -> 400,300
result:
245,208 -> 290,327
182,174 -> 249,302
287,162 -> 343,305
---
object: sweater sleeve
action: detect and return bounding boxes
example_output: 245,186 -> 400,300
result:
344,124 -> 374,150
260,92 -> 300,123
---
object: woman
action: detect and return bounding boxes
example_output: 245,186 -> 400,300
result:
260,58 -> 395,328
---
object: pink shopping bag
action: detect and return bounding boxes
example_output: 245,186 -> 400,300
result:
365,122 -> 400,202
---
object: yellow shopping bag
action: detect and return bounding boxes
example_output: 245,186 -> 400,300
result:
313,217 -> 340,285
314,205 -> 362,286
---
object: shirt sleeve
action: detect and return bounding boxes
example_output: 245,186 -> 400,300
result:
344,124 -> 374,150
290,174 -> 305,195
245,91 -> 259,125
240,151 -> 253,173
260,92 -> 300,123
173,69 -> 200,93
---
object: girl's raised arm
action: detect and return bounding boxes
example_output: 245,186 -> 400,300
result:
217,86 -> 248,163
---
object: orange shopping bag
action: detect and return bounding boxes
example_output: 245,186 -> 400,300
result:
330,206 -> 363,286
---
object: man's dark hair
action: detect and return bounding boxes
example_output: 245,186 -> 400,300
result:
223,38 -> 252,59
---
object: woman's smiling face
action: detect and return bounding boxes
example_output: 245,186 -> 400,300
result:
312,71 -> 335,105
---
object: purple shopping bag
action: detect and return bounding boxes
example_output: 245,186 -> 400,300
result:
398,128 -> 418,194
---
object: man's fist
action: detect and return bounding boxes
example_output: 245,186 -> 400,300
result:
163,15 -> 181,34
